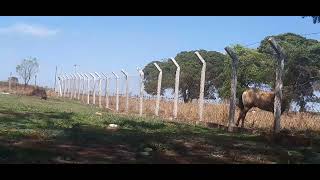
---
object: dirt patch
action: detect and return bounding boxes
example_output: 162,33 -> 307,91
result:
261,132 -> 313,147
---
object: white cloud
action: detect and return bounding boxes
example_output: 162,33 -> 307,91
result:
0,23 -> 59,37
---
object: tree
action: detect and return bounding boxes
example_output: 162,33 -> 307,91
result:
143,50 -> 226,102
16,57 -> 39,87
302,16 -> 320,24
216,45 -> 275,99
258,33 -> 320,112
143,59 -> 170,96
142,33 -> 320,113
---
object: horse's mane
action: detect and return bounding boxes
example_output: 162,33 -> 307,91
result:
247,88 -> 271,94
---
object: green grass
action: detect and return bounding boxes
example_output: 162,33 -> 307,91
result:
0,94 -> 319,164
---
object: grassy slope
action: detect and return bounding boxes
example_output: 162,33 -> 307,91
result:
0,94 -> 319,164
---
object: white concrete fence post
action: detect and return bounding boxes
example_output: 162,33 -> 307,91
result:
74,73 -> 80,99
70,74 -> 74,99
268,37 -> 285,133
70,74 -> 74,98
64,74 -> 69,98
171,58 -> 180,119
95,72 -> 102,108
121,69 -> 129,113
73,73 -> 78,99
83,73 -> 90,104
89,73 -> 96,105
60,75 -> 65,97
63,75 -> 67,98
61,75 -> 65,97
58,76 -> 63,97
70,74 -> 75,100
154,63 -> 162,117
79,73 -> 85,102
81,73 -> 86,102
76,73 -> 81,100
195,51 -> 206,122
137,67 -> 144,117
225,47 -> 239,132
112,72 -> 119,112
69,75 -> 72,98
101,73 -> 109,109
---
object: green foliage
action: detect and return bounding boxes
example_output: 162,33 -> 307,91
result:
217,45 -> 274,99
143,59 -> 173,95
258,33 -> 320,111
143,50 -> 226,102
143,33 -> 320,112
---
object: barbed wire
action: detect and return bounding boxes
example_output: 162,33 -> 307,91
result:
56,31 -> 320,83
224,31 -> 320,51
301,32 -> 320,36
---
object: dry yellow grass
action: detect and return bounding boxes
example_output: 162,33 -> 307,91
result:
1,83 -> 319,133
0,83 -> 57,97
87,94 -> 320,133
42,91 -> 320,133
0,83 -> 34,96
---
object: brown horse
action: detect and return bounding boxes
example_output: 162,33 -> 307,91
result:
236,89 -> 288,128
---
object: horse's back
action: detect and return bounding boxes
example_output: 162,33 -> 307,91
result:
242,89 -> 274,112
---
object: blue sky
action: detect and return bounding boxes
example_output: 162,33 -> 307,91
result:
0,16 -> 319,88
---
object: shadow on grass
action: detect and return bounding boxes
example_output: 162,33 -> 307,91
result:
0,110 -> 74,121
0,109 -> 75,140
0,110 -> 319,163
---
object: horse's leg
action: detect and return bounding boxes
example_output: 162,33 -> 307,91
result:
236,110 -> 244,127
240,108 -> 250,128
